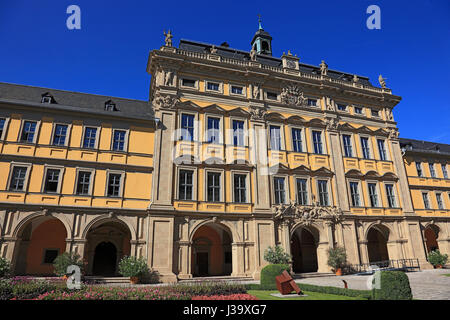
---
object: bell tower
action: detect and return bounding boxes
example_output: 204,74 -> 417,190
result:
250,15 -> 273,56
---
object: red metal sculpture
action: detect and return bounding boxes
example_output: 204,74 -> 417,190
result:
275,271 -> 302,295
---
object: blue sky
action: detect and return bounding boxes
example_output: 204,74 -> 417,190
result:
0,0 -> 449,143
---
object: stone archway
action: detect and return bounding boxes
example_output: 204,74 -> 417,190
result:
13,216 -> 67,275
191,223 -> 232,277
367,225 -> 390,263
85,221 -> 131,276
424,225 -> 440,254
291,226 -> 319,273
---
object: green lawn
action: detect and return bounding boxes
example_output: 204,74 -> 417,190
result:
247,290 -> 367,300
443,274 -> 450,277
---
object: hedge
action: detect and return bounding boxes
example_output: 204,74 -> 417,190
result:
260,264 -> 290,290
372,271 -> 413,300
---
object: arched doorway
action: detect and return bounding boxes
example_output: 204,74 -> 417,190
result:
291,227 -> 319,273
14,217 -> 67,275
191,224 -> 232,277
424,225 -> 439,254
367,226 -> 389,263
93,242 -> 117,276
85,221 -> 131,276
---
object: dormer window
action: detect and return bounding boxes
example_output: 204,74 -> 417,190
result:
105,100 -> 118,111
41,93 -> 54,104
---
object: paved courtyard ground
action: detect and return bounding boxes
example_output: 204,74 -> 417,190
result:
296,269 -> 450,300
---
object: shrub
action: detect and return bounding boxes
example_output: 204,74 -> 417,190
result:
118,256 -> 149,279
0,279 -> 13,300
260,264 -> 290,290
192,294 -> 258,300
372,271 -> 413,300
53,252 -> 84,277
263,246 -> 291,265
327,246 -> 347,271
0,257 -> 11,278
428,250 -> 448,267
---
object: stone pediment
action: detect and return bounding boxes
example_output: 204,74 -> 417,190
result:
338,123 -> 357,132
291,165 -> 311,174
203,157 -> 224,165
227,107 -> 250,118
381,172 -> 399,181
286,115 -> 306,125
269,163 -> 290,173
372,128 -> 390,137
202,104 -> 226,114
265,112 -> 285,122
364,170 -> 381,179
174,155 -> 201,165
345,169 -> 364,178
356,126 -> 373,134
313,167 -> 334,176
177,100 -> 201,111
307,118 -> 326,127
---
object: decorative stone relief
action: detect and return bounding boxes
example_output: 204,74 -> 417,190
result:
280,85 -> 308,107
210,46 -> 218,54
273,200 -> 343,226
388,128 -> 399,140
325,96 -> 335,111
164,70 -> 176,86
325,117 -> 340,131
252,84 -> 260,99
153,92 -> 179,110
249,106 -> 267,121
385,108 -> 394,121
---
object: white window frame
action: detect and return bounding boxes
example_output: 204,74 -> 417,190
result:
205,79 -> 223,94
316,177 -> 333,206
204,168 -> 224,202
271,175 -> 289,205
353,105 -> 365,116
366,181 -> 381,208
267,122 -> 285,151
204,114 -> 224,145
289,125 -> 307,153
347,179 -> 363,207
105,169 -> 125,198
311,129 -> 326,155
229,83 -> 246,97
73,167 -> 96,196
384,182 -> 399,208
41,165 -> 65,194
111,128 -> 130,152
50,122 -> 72,147
422,191 -> 431,209
179,77 -> 199,90
178,111 -> 199,142
359,134 -> 372,159
341,132 -> 354,158
18,119 -> 41,144
416,161 -> 423,177
0,117 -> 10,141
441,163 -> 448,179
7,162 -> 32,192
336,102 -> 349,113
436,192 -> 445,210
229,116 -> 248,147
175,166 -> 197,201
428,162 -> 437,178
265,90 -> 279,102
294,175 -> 310,205
81,125 -> 100,149
371,108 -> 381,118
376,137 -> 389,161
231,170 -> 250,203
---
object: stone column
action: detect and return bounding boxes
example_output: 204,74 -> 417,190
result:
177,241 -> 192,279
359,240 -> 369,265
231,242 -> 246,277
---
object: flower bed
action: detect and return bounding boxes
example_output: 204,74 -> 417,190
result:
192,294 -> 258,300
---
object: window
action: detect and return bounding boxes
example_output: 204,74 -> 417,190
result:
312,131 -> 323,154
266,92 -> 278,100
207,172 -> 221,202
296,178 -> 308,205
112,130 -> 126,151
270,125 -> 282,150
342,135 -> 353,157
429,163 -> 436,178
105,102 -> 117,111
206,117 -> 220,144
371,109 -> 380,117
0,118 -> 5,139
180,114 -> 195,141
206,81 -> 220,91
231,85 -> 243,95
107,173 -> 122,197
181,78 -> 196,88
385,184 -> 396,208
442,164 -> 448,179
416,162 -> 423,177
20,121 -> 37,143
44,169 -> 60,193
274,177 -> 286,204
368,183 -> 379,207
291,128 -> 303,152
9,166 -> 28,191
233,174 -> 247,203
43,249 -> 59,264
349,181 -> 361,207
360,137 -> 371,159
232,120 -> 245,146
337,104 -> 347,111
52,124 -> 68,146
318,180 -> 329,206
436,193 -> 444,210
83,127 -> 97,149
41,96 -> 52,104
422,192 -> 430,209
377,139 -> 387,161
76,171 -> 92,195
178,170 -> 193,200
307,99 -> 317,107
354,106 -> 363,114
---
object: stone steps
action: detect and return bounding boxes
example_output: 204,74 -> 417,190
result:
178,276 -> 254,283
83,276 -> 131,284
292,272 -> 335,279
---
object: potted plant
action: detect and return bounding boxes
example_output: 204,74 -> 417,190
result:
327,246 -> 347,276
118,256 -> 149,284
428,250 -> 448,269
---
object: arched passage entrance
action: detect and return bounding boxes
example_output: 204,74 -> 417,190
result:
191,224 -> 232,277
85,221 -> 131,276
367,225 -> 390,263
291,226 -> 319,273
424,225 -> 439,254
14,216 -> 67,275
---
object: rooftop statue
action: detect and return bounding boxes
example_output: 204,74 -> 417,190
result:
378,74 -> 387,88
250,48 -> 257,61
320,60 -> 328,76
163,30 -> 173,47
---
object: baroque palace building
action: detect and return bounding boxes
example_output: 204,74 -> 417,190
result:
0,24 -> 449,282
